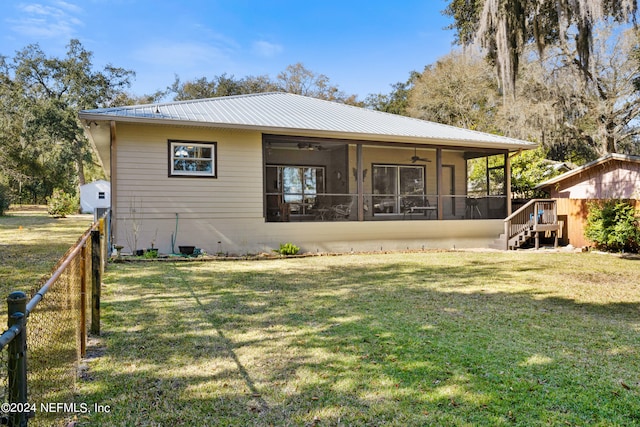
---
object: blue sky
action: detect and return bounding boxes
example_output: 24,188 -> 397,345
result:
0,0 -> 456,100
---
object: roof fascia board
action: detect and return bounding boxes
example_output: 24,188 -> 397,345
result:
79,114 -> 535,151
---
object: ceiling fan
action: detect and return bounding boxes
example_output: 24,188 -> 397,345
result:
297,142 -> 325,151
410,147 -> 431,163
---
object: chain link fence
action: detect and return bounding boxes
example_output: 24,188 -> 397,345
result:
0,213 -> 108,426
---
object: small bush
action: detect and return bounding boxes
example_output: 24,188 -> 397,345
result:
585,199 -> 640,253
276,242 -> 300,256
143,249 -> 158,259
47,189 -> 79,218
0,184 -> 11,216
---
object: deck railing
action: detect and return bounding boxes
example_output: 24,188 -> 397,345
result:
503,199 -> 557,250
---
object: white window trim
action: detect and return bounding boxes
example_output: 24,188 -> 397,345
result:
169,141 -> 217,178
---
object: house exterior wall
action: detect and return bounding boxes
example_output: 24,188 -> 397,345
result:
113,123 -> 264,253
112,123 -> 503,254
549,160 -> 640,199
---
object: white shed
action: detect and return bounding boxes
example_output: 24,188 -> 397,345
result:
79,180 -> 110,213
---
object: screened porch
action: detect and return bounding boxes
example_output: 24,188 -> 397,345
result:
263,135 -> 510,223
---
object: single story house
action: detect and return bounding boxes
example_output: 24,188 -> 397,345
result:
79,179 -> 111,214
536,153 -> 640,247
79,92 -> 536,255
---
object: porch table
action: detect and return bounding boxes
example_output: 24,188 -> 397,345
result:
405,205 -> 437,219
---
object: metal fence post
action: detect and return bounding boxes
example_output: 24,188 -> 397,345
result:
91,230 -> 101,336
7,291 -> 28,427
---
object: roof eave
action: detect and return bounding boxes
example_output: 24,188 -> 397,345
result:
535,153 -> 640,189
78,113 -> 536,151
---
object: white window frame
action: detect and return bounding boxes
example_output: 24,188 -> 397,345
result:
169,140 -> 217,178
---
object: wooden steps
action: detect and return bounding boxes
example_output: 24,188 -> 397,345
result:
492,199 -> 560,250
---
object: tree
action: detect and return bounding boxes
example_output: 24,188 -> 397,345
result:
365,72 -> 419,115
275,62 -> 355,102
0,56 -> 25,184
407,51 -> 501,132
275,62 -> 360,105
169,63 -> 361,105
510,147 -> 566,198
0,39 -> 134,202
406,27 -> 640,163
445,0 -> 638,94
511,27 -> 640,157
169,73 -> 276,101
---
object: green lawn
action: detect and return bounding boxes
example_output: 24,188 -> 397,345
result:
0,207 -> 95,426
76,252 -> 640,426
0,206 -> 93,305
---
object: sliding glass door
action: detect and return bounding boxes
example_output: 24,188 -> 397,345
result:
372,165 -> 425,214
267,166 -> 325,216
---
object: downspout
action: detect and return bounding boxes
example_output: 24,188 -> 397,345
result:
357,144 -> 364,221
171,213 -> 179,254
110,120 -> 117,249
436,148 -> 443,220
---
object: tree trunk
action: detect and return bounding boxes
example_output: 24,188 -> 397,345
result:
77,154 -> 86,186
604,120 -> 617,154
75,137 -> 87,186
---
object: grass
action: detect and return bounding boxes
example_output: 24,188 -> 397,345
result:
0,206 -> 94,426
75,251 -> 640,426
0,205 -> 93,296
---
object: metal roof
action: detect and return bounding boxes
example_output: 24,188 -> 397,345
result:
80,92 -> 536,150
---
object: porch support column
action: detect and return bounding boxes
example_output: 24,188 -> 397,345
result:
505,152 -> 512,216
436,148 -> 443,220
357,144 -> 364,221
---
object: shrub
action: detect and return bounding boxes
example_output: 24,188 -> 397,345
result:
0,184 -> 11,216
143,249 -> 158,259
585,199 -> 640,253
47,189 -> 79,218
276,242 -> 300,256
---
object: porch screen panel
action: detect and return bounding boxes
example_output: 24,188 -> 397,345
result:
280,166 -> 325,214
399,167 -> 425,196
373,165 -> 425,214
489,166 -> 505,195
373,166 -> 397,213
283,167 -> 303,203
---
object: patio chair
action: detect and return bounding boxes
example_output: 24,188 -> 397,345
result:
331,201 -> 353,220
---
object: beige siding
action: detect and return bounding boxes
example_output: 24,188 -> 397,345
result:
113,123 -> 264,252
112,123 -> 503,254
